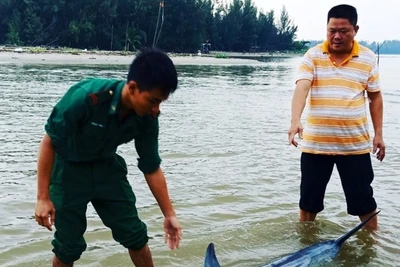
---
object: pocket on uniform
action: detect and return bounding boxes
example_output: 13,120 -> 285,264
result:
50,155 -> 67,205
81,123 -> 107,141
114,154 -> 128,177
50,155 -> 66,186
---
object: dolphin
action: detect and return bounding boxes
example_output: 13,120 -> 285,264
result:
204,210 -> 380,267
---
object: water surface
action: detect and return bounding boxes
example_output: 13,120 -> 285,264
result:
0,55 -> 399,266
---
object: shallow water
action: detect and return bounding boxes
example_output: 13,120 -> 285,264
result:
0,55 -> 399,266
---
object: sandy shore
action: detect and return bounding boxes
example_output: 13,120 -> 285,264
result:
0,51 -> 265,66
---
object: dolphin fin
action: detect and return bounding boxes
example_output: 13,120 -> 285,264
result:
204,243 -> 221,267
334,210 -> 380,246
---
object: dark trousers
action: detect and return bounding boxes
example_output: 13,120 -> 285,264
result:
300,152 -> 377,216
50,154 -> 148,263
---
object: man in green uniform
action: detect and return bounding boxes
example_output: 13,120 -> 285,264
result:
34,47 -> 182,267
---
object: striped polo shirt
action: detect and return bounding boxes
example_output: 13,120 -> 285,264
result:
296,40 -> 381,155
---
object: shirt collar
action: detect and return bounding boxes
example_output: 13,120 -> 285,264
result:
322,40 -> 360,57
109,81 -> 144,122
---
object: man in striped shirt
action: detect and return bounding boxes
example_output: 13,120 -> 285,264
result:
288,4 -> 385,230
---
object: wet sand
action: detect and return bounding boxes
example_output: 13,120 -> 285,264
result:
0,51 -> 264,66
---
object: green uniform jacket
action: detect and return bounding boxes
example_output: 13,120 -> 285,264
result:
45,78 -> 161,173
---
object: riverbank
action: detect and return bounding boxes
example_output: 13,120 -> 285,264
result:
0,51 -> 267,66
0,46 -> 300,65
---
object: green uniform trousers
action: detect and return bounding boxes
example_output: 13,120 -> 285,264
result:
49,154 -> 148,264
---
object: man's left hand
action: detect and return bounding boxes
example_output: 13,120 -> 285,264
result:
373,135 -> 385,161
164,215 -> 182,250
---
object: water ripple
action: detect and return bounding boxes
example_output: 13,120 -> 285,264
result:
0,57 -> 399,266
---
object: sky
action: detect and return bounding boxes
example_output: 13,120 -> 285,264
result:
251,0 -> 398,42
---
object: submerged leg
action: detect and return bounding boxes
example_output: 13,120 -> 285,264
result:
300,209 -> 317,221
359,210 -> 378,231
128,245 -> 154,267
52,256 -> 73,267
299,153 -> 335,221
336,154 -> 378,231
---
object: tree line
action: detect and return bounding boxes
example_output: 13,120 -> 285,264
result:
0,0 -> 308,53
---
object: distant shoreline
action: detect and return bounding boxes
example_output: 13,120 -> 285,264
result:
0,51 -> 268,66
1,50 -> 397,66
0,46 -> 302,66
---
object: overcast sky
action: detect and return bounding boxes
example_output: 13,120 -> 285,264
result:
251,0 -> 398,42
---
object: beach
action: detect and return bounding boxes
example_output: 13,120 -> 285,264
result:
0,51 -> 265,66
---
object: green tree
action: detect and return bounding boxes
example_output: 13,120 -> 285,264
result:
0,0 -> 308,53
240,0 -> 258,51
276,5 -> 298,50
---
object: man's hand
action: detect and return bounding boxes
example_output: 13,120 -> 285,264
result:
288,121 -> 304,147
35,199 -> 55,231
164,216 -> 182,250
373,135 -> 385,161
288,79 -> 311,147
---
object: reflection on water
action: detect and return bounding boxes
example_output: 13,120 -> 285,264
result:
0,56 -> 399,266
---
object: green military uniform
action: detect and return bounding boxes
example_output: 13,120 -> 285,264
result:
46,78 -> 161,263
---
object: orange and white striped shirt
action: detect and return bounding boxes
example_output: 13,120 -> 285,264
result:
296,40 -> 380,155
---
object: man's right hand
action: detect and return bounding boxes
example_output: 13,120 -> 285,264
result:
35,199 -> 55,231
288,121 -> 304,147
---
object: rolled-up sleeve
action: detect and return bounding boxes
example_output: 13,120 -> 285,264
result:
135,117 -> 162,174
45,85 -> 88,152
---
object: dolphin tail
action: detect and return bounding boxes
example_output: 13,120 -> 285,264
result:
334,210 -> 381,246
204,243 -> 221,267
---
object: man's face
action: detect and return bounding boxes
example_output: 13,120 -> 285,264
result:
327,18 -> 358,54
129,83 -> 169,118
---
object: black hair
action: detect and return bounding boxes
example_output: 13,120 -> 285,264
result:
127,47 -> 178,95
327,4 -> 358,27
